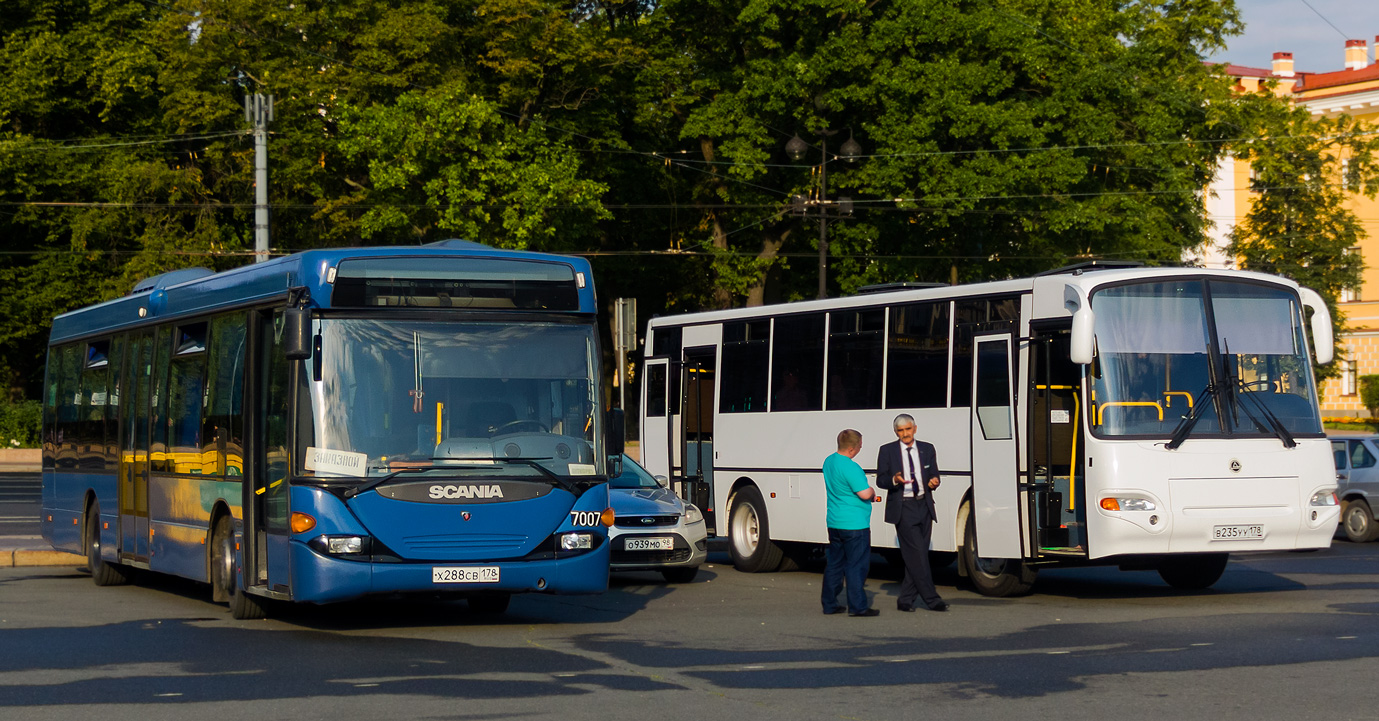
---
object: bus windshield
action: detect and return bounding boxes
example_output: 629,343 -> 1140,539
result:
1089,279 -> 1321,440
302,318 -> 603,479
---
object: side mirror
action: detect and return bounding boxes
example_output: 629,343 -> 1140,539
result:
605,408 -> 625,458
283,307 -> 312,360
1065,285 -> 1095,365
1298,286 -> 1334,365
654,475 -> 669,488
607,454 -> 624,477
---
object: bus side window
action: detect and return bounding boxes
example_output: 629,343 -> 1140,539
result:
150,327 -> 172,473
55,344 -> 82,470
205,314 -> 248,477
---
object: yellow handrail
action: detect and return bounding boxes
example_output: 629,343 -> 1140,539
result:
1095,401 -> 1164,425
1163,391 -> 1193,409
1035,384 -> 1081,511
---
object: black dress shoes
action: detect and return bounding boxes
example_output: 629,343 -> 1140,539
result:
927,601 -> 950,612
823,607 -> 845,615
848,608 -> 881,617
896,603 -> 915,612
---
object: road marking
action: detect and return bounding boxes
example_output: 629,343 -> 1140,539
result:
153,693 -> 182,697
1337,636 -> 1357,639
1191,643 -> 1213,646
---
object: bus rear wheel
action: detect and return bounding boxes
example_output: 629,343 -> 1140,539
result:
728,485 -> 783,573
1342,499 -> 1378,543
961,508 -> 1035,597
1157,553 -> 1229,590
86,504 -> 130,587
211,516 -> 267,619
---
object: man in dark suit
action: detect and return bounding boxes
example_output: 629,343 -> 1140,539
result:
876,414 -> 949,612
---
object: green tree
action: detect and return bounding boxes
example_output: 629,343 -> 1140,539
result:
1226,97 -> 1379,382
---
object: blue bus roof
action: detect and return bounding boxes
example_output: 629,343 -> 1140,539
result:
50,240 -> 598,344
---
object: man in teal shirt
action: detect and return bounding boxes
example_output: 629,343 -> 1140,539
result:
822,429 -> 879,616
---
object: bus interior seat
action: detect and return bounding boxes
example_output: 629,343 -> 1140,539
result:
463,401 -> 516,437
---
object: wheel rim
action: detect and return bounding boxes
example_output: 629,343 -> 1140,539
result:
733,503 -> 760,556
1347,507 -> 1369,536
87,513 -> 100,565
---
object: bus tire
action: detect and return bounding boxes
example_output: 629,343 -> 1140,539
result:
1157,553 -> 1229,590
86,503 -> 130,587
728,485 -> 783,573
961,509 -> 1035,597
1342,499 -> 1378,543
468,592 -> 511,614
212,516 -> 267,619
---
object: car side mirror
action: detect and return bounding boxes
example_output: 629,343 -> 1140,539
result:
654,475 -> 669,488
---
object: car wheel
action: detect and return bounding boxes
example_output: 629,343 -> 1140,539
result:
960,505 -> 1035,597
1157,553 -> 1229,590
727,485 -> 783,573
661,567 -> 699,583
1342,499 -> 1379,543
86,503 -> 130,587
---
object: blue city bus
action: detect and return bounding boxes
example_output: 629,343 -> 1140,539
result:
41,240 -> 620,617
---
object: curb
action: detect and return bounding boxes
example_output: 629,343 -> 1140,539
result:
5,549 -> 83,568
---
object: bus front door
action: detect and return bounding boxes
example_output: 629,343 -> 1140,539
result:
680,347 -> 717,531
119,332 -> 152,563
970,333 -> 1022,559
640,357 -> 672,479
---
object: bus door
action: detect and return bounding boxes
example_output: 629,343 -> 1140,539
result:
252,309 -> 294,592
680,347 -> 717,530
970,333 -> 1022,559
1028,328 -> 1088,556
118,331 -> 152,563
640,357 -> 672,479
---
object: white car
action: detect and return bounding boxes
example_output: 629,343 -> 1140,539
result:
608,455 -> 708,582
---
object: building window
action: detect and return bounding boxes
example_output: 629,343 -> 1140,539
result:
1341,286 -> 1359,303
1343,360 -> 1358,397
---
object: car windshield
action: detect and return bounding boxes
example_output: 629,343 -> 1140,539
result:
1089,279 -> 1321,439
300,318 -> 603,479
609,455 -> 662,489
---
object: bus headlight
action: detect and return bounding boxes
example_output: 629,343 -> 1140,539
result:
1100,497 -> 1156,512
307,534 -> 371,556
559,532 -> 594,550
1310,491 -> 1339,507
683,504 -> 704,524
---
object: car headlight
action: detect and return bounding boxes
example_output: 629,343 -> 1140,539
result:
1310,491 -> 1338,507
683,504 -> 704,524
1099,497 -> 1156,512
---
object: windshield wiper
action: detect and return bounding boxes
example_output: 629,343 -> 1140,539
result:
1229,379 -> 1297,449
1166,382 -> 1219,450
341,467 -> 436,499
489,457 -> 584,494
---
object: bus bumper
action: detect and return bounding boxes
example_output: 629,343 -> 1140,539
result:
287,540 -> 611,604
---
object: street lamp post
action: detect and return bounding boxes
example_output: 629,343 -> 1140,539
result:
787,131 -> 861,299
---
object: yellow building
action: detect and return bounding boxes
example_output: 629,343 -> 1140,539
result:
1206,39 -> 1379,415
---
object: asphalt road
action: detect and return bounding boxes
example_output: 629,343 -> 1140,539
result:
3,542 -> 1378,721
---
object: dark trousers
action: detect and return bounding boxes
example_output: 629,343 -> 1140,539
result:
822,527 -> 871,614
894,499 -> 942,608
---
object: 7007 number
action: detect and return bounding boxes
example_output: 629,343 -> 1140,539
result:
569,511 -> 603,527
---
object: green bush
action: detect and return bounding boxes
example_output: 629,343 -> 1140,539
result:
1361,375 -> 1379,418
0,400 -> 42,448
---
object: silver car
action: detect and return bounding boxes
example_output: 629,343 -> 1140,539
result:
1331,435 -> 1379,542
608,455 -> 708,582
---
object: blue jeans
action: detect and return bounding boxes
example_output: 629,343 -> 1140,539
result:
822,527 -> 871,614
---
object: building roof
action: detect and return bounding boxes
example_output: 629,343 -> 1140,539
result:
1298,63 -> 1379,92
1214,63 -> 1273,78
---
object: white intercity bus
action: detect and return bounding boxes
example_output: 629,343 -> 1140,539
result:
638,263 -> 1341,596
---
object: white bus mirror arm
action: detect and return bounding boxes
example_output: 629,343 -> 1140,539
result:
1298,286 -> 1333,365
1065,284 -> 1095,365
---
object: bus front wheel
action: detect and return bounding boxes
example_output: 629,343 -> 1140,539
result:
728,485 -> 783,573
960,509 -> 1035,597
211,516 -> 267,620
1157,553 -> 1229,590
85,504 -> 130,587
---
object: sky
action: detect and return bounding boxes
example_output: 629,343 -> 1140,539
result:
1204,0 -> 1379,73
